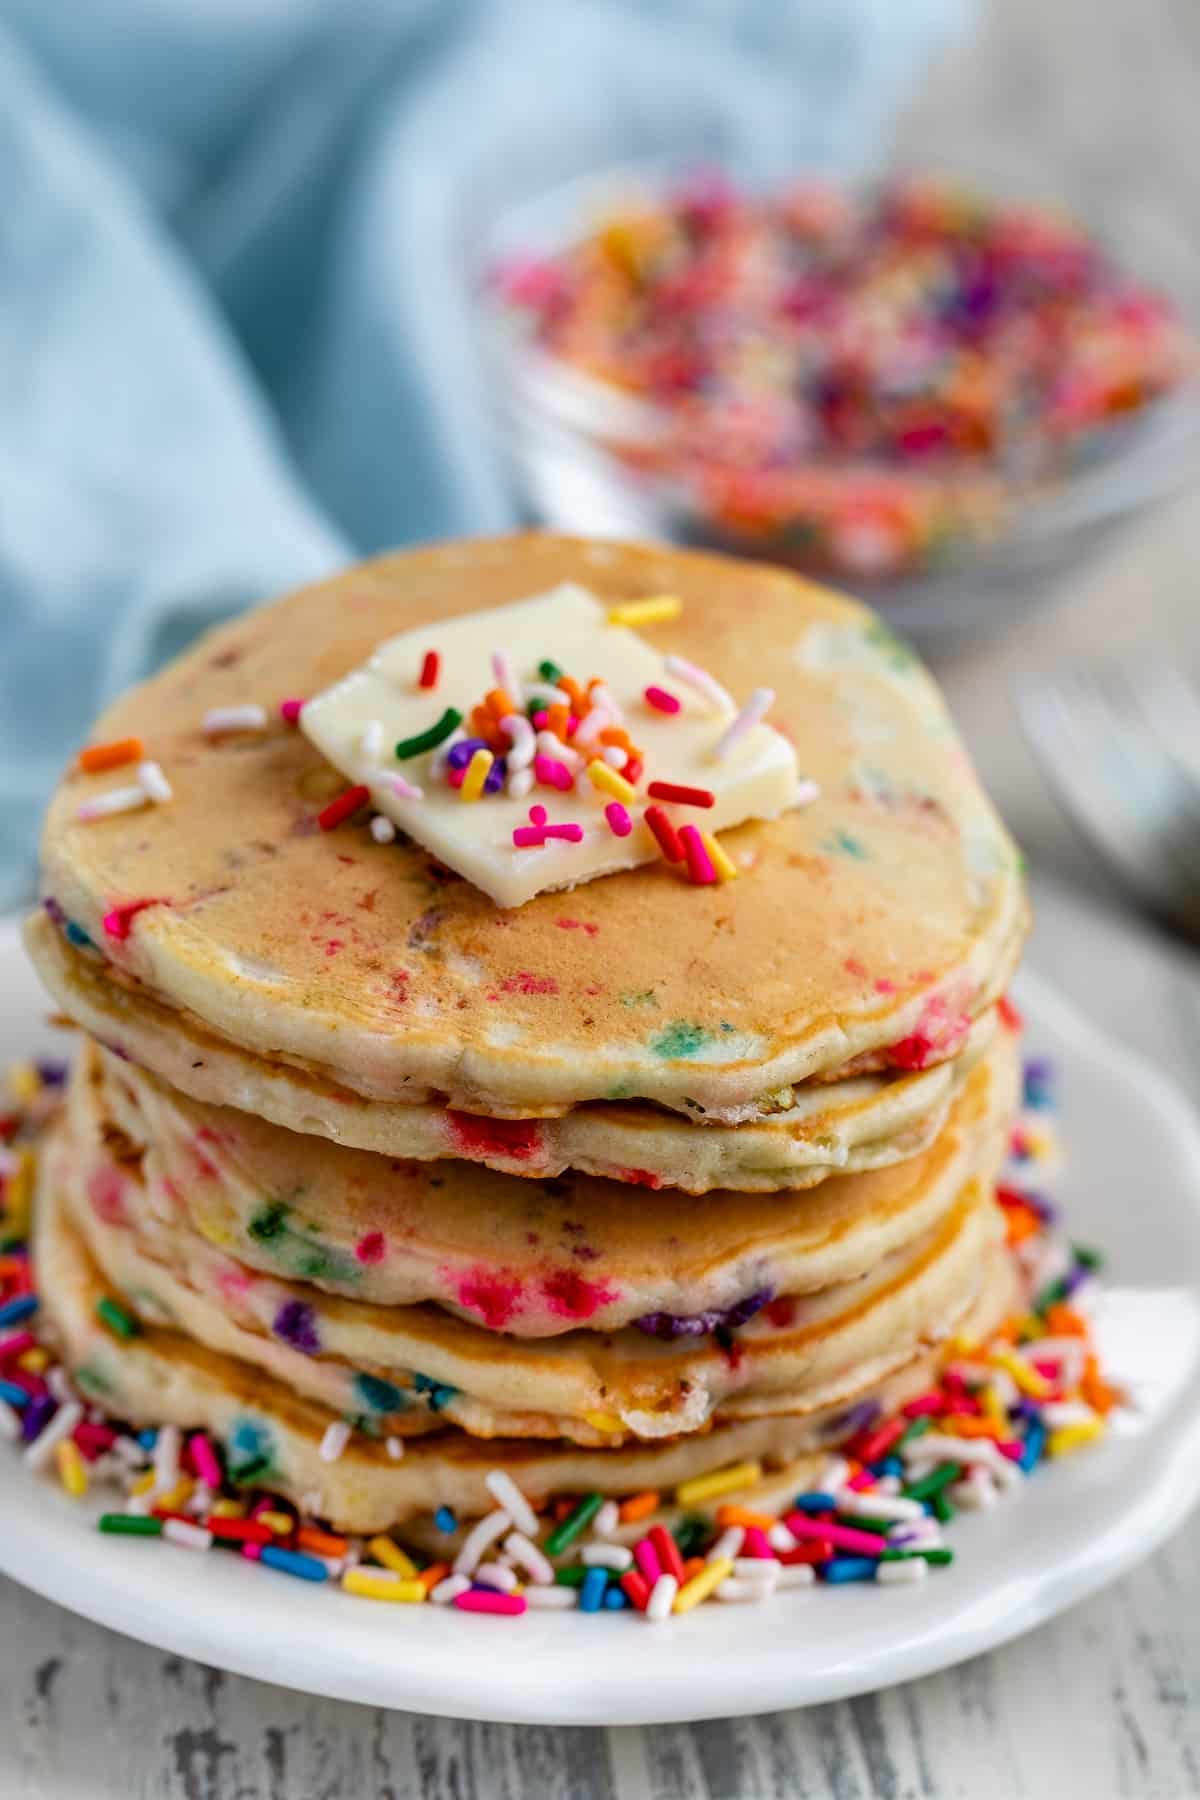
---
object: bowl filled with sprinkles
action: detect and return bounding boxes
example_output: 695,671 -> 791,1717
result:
483,166 -> 1200,643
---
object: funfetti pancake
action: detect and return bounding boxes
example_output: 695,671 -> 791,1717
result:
34,1164 -> 1018,1531
28,913 -> 1001,1191
54,1091 -> 1005,1447
35,535 -> 1027,1119
77,1023 -> 1018,1334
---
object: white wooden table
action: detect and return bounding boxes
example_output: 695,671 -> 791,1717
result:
4,2 -> 1200,1791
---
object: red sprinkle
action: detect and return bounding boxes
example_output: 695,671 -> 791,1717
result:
620,1569 -> 651,1611
998,994 -> 1024,1032
852,1415 -> 909,1465
644,685 -> 681,715
644,804 -> 684,863
679,823 -> 717,885
648,1523 -> 686,1585
317,785 -> 370,831
102,898 -> 166,942
279,698 -> 305,725
419,651 -> 440,690
207,1517 -> 275,1545
646,781 -> 714,808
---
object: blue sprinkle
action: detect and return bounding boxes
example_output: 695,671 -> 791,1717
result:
138,1429 -> 158,1450
1020,1419 -> 1047,1473
877,1456 -> 904,1479
791,1491 -> 837,1513
603,1584 -> 628,1610
0,1296 -> 38,1329
65,920 -> 94,948
821,1557 -> 880,1584
260,1546 -> 328,1583
435,1506 -> 457,1534
0,1379 -> 29,1408
580,1567 -> 609,1613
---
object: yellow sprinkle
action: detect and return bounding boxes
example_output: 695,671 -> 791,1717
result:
209,1498 -> 246,1519
700,831 -> 738,883
56,1438 -> 88,1499
981,1382 -> 1008,1430
672,1556 -> 733,1615
367,1534 -> 418,1578
584,1411 -> 624,1435
16,1347 -> 49,1375
946,1333 -> 979,1358
2,1148 -> 35,1237
675,1460 -> 762,1508
587,759 -> 637,806
154,1477 -> 195,1513
1048,1418 -> 1105,1457
460,747 -> 493,803
129,1469 -> 157,1497
257,1510 -> 294,1535
991,1347 -> 1053,1400
607,595 -> 683,628
7,1062 -> 41,1106
342,1568 -> 426,1603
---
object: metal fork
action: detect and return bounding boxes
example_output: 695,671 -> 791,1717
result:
1017,661 -> 1200,940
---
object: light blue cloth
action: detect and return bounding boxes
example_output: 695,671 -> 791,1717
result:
0,0 -> 971,905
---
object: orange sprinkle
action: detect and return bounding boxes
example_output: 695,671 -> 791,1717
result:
1004,1202 -> 1042,1247
681,1556 -> 706,1581
599,725 -> 633,751
1045,1303 -> 1089,1339
618,1490 -> 660,1524
417,1560 -> 452,1594
940,1414 -> 1008,1441
1081,1355 -> 1122,1415
469,706 -> 507,751
485,687 -> 515,723
558,675 -> 589,714
295,1525 -> 349,1558
714,1505 -> 777,1531
78,737 -> 144,774
544,703 -> 571,741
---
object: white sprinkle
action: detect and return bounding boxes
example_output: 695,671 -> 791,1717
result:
716,1576 -> 772,1604
768,1522 -> 798,1553
46,1367 -> 75,1405
792,779 -> 821,809
370,815 -> 397,845
731,1558 -> 780,1587
525,683 -> 571,711
23,1401 -> 83,1472
113,1436 -> 148,1469
319,1420 -> 351,1464
382,773 -> 423,801
153,1423 -> 181,1493
591,1500 -> 621,1539
384,1436 -> 404,1462
601,744 -> 626,768
186,1484 -> 214,1518
572,708 -> 611,748
164,1519 -> 212,1552
588,682 -> 624,725
524,1585 -> 578,1610
77,785 -> 149,823
876,1556 -> 929,1585
777,1563 -> 816,1589
0,1399 -> 20,1442
492,651 -> 522,707
837,1490 -> 924,1523
203,704 -> 267,736
646,1574 -> 678,1622
137,761 -> 173,804
485,1470 -> 539,1537
473,1562 -> 520,1593
951,1469 -> 999,1511
663,655 -> 734,715
430,1573 -> 472,1606
453,1508 -> 511,1576
503,1531 -> 555,1585
581,1543 -> 633,1571
707,1527 -> 744,1564
501,713 -> 536,770
360,720 -> 385,763
536,731 -> 581,770
508,767 -> 535,801
712,687 -> 774,762
1041,1400 -> 1098,1429
819,1456 -> 851,1492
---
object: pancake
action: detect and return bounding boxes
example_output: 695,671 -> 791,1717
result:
26,913 -> 1002,1191
35,534 -> 1026,1117
76,1024 -> 1019,1333
52,1101 -> 1005,1446
34,1167 -> 1019,1530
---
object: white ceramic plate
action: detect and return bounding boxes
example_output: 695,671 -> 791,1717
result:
2,915 -> 1199,1725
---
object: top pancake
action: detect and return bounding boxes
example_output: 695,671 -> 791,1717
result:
39,534 -> 1026,1115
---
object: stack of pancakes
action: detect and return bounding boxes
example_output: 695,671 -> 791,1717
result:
26,535 -> 1028,1534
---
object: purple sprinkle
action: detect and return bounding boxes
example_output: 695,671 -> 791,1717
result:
272,1300 -> 321,1355
21,1394 -> 56,1444
1022,1057 -> 1054,1086
827,1398 -> 881,1437
34,1060 -> 68,1088
1062,1264 -> 1088,1298
42,896 -> 66,926
446,738 -> 490,771
633,1287 -> 773,1341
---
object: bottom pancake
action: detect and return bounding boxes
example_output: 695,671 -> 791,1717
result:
33,1160 -> 1018,1532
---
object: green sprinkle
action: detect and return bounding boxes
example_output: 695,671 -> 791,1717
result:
673,1514 -> 711,1557
901,1461 -> 962,1503
538,660 -> 564,685
96,1297 -> 139,1340
553,1565 -> 589,1587
544,1492 -> 604,1556
896,1415 -> 933,1450
1032,1277 -> 1068,1314
1073,1243 -> 1103,1271
230,1455 -> 270,1486
648,1021 -> 709,1060
99,1514 -> 163,1537
880,1546 -> 954,1566
395,708 -> 462,761
837,1515 -> 894,1535
931,1491 -> 955,1524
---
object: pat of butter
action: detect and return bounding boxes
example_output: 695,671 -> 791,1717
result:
301,584 -> 798,907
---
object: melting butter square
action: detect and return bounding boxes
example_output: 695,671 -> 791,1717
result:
301,584 -> 797,906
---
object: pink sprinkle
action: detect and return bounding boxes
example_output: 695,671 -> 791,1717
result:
605,802 -> 633,837
998,1440 -> 1025,1461
279,698 -> 305,725
241,1542 -> 263,1563
543,823 -> 584,842
454,1589 -> 527,1617
189,1433 -> 222,1490
448,766 -> 466,788
784,1516 -> 889,1557
534,754 -> 574,792
633,1538 -> 662,1586
741,1527 -> 775,1560
72,1421 -> 116,1460
901,1392 -> 944,1418
846,1468 -> 876,1492
529,805 -> 548,826
355,1231 -> 386,1265
679,824 -> 717,886
0,1331 -> 35,1361
513,826 -> 548,848
102,897 -> 165,942
533,711 -> 549,729
644,685 -> 681,715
